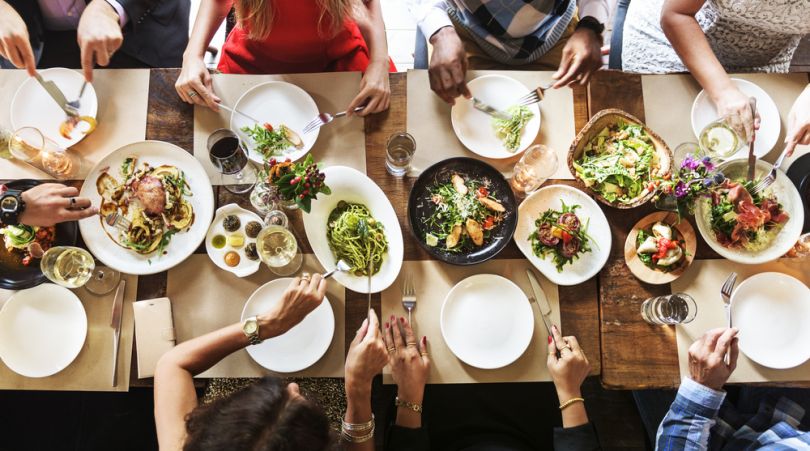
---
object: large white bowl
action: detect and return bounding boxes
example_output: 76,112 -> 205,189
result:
732,272 -> 810,369
79,141 -> 215,275
10,67 -> 98,149
241,278 -> 334,373
302,166 -> 403,293
691,78 -> 780,159
0,284 -> 87,378
514,185 -> 611,286
695,159 -> 803,264
231,81 -> 319,165
451,74 -> 541,159
440,274 -> 534,369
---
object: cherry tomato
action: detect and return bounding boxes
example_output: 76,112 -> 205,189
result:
483,216 -> 495,230
477,187 -> 489,198
263,123 -> 274,132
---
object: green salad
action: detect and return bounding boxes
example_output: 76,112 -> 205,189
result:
529,200 -> 593,272
241,123 -> 303,160
492,105 -> 534,153
572,122 -> 662,205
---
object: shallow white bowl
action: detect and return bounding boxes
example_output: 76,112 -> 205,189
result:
205,204 -> 262,277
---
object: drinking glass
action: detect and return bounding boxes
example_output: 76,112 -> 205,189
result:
207,129 -> 257,193
510,144 -> 558,195
0,126 -> 12,159
40,246 -> 95,289
698,116 -> 745,160
255,224 -> 303,276
84,266 -> 121,295
790,233 -> 810,258
385,132 -> 416,176
9,127 -> 82,179
641,292 -> 697,325
673,142 -> 703,167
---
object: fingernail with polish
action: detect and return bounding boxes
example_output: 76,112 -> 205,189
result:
384,322 -> 389,329
548,335 -> 552,344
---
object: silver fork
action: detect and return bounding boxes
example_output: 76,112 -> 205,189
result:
302,106 -> 364,134
401,273 -> 416,324
67,81 -> 88,111
516,82 -> 554,107
322,259 -> 351,279
720,272 -> 738,365
752,145 -> 790,194
104,212 -> 131,231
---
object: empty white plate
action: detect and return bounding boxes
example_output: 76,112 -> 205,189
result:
440,274 -> 534,369
451,74 -> 541,159
691,78 -> 780,159
241,278 -> 334,373
10,67 -> 98,149
0,284 -> 87,378
732,272 -> 810,369
231,81 -> 319,165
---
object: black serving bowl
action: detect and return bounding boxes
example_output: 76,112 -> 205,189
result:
0,179 -> 79,290
407,157 -> 517,265
787,152 -> 810,234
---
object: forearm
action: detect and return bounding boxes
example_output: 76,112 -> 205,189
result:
558,389 -> 589,428
184,0 -> 232,60
577,0 -> 610,25
344,384 -> 376,451
395,388 -> 423,429
356,0 -> 389,66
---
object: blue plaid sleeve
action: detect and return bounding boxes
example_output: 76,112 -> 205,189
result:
655,377 -> 727,451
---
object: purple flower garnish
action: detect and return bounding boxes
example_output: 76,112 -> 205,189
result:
674,181 -> 689,198
713,172 -> 726,184
681,154 -> 701,171
701,156 -> 715,171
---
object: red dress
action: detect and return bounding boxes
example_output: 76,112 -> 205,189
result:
218,0 -> 396,74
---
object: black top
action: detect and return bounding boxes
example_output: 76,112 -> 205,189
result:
387,423 -> 601,451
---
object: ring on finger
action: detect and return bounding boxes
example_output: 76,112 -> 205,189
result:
406,342 -> 418,348
387,346 -> 396,353
188,91 -> 197,98
300,273 -> 311,281
67,197 -> 77,209
420,352 -> 428,356
559,344 -> 572,352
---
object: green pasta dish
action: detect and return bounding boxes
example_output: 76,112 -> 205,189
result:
327,201 -> 388,276
492,105 -> 534,153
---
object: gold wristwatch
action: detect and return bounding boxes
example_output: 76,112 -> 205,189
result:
243,316 -> 262,345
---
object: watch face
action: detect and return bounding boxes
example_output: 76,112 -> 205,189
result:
1,196 -> 18,212
244,320 -> 258,335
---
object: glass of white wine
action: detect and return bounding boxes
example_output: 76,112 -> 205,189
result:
9,127 -> 82,179
698,118 -> 744,160
40,246 -> 95,289
255,224 -> 303,276
510,144 -> 558,195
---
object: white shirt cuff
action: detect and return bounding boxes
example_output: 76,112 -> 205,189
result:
104,0 -> 128,27
418,8 -> 453,41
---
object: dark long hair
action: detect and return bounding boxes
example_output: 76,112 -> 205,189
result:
183,377 -> 333,451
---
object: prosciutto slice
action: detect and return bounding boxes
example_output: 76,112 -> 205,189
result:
713,180 -> 789,247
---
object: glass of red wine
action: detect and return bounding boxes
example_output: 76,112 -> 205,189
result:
207,129 -> 257,193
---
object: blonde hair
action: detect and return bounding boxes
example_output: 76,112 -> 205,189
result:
235,0 -> 361,40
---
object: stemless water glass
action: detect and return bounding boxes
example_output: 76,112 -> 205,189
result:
510,144 -> 558,195
9,127 -> 82,179
40,246 -> 95,289
385,132 -> 416,176
207,128 -> 257,193
641,292 -> 697,325
255,224 -> 303,276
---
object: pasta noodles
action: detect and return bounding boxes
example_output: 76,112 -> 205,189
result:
327,201 -> 388,276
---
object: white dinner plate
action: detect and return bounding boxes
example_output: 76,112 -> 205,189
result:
451,75 -> 541,159
231,81 -> 319,165
691,78 -> 780,159
514,185 -> 611,286
241,278 -> 334,373
732,272 -> 810,369
10,67 -> 98,149
205,203 -> 262,278
302,166 -> 404,293
440,274 -> 534,369
0,284 -> 87,378
79,140 -> 215,275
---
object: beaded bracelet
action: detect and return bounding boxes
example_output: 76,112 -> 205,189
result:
559,397 -> 585,410
395,396 -> 423,413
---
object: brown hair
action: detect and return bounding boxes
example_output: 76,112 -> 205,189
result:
183,377 -> 333,451
234,0 -> 360,40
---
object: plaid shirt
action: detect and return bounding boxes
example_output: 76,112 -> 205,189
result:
657,378 -> 810,450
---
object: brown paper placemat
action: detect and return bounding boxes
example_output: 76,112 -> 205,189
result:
641,73 -> 808,163
192,73 -> 366,183
0,69 -> 149,179
0,272 -> 138,391
381,259 -> 559,384
166,254 -> 345,378
406,70 -> 576,179
672,258 -> 810,384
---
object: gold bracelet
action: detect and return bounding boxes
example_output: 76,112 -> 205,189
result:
559,397 -> 585,410
395,396 -> 423,413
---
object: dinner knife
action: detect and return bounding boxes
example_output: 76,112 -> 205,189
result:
110,280 -> 126,387
33,72 -> 79,118
472,97 -> 511,120
746,97 -> 757,182
526,269 -> 556,348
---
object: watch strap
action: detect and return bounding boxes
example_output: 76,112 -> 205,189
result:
575,16 -> 605,38
244,316 -> 262,345
0,189 -> 25,225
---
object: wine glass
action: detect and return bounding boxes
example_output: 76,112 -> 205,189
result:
40,246 -> 95,288
9,127 -> 82,179
510,144 -> 559,195
207,128 -> 258,193
255,224 -> 303,276
84,266 -> 121,295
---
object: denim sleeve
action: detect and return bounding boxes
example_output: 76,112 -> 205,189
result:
655,377 -> 726,451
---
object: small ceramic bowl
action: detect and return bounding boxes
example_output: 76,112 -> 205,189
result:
624,211 -> 696,285
205,204 -> 264,277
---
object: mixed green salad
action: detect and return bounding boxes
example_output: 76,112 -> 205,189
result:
529,200 -> 593,272
572,122 -> 663,205
241,123 -> 303,160
492,105 -> 534,153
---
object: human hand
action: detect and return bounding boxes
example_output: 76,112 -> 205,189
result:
713,86 -> 760,144
345,308 -> 388,398
552,27 -> 602,88
77,0 -> 123,82
687,327 -> 738,391
384,316 -> 429,403
785,85 -> 810,157
18,184 -> 97,226
428,27 -> 471,105
258,274 -> 326,339
547,325 -> 590,400
0,2 -> 36,75
175,56 -> 221,111
348,60 -> 390,116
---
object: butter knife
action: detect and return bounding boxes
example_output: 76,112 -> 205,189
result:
33,72 -> 79,117
746,97 -> 757,182
526,269 -> 556,348
472,97 -> 511,120
110,279 -> 126,387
